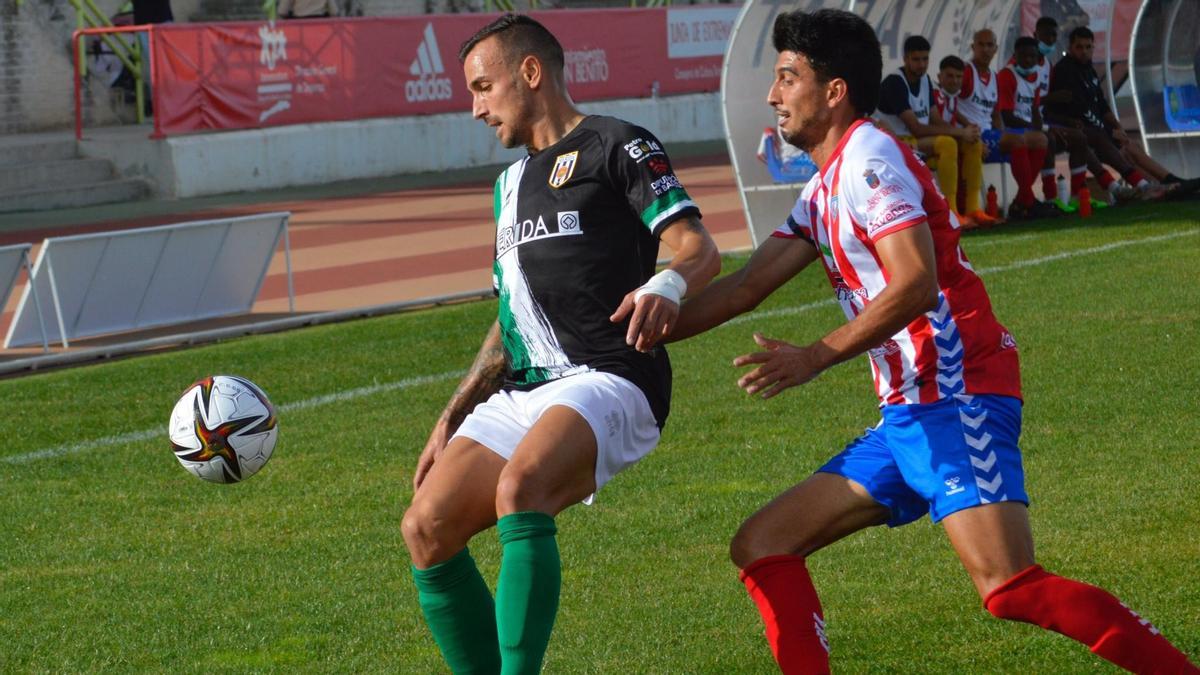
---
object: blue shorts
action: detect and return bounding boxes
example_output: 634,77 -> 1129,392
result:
982,128 -> 1024,163
818,394 -> 1029,526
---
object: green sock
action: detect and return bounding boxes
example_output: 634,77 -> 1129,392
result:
495,511 -> 560,675
411,548 -> 500,675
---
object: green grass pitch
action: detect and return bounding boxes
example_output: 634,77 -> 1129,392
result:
1,203 -> 1197,673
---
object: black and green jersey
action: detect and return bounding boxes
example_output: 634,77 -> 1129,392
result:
491,115 -> 700,428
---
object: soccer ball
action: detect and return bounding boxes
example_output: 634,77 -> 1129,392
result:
168,375 -> 278,483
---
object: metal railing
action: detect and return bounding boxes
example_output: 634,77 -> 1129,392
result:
67,0 -> 147,126
72,24 -> 159,140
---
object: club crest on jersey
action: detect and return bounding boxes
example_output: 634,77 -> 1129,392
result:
549,151 -> 579,188
863,168 -> 881,189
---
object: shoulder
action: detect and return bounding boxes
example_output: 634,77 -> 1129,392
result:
841,123 -> 908,174
589,115 -> 657,146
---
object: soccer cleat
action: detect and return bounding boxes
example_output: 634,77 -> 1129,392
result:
1108,184 -> 1142,204
1052,197 -> 1078,214
964,209 -> 1004,227
1007,200 -> 1030,221
1029,200 -> 1066,219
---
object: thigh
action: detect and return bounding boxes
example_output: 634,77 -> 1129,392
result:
732,471 -> 889,567
406,436 -> 508,566
498,404 -> 599,517
941,501 -> 1036,598
997,129 -> 1027,152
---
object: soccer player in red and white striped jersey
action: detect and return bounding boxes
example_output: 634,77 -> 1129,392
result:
672,9 -> 1199,674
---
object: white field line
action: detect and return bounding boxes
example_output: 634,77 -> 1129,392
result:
5,228 -> 1196,467
1,370 -> 463,466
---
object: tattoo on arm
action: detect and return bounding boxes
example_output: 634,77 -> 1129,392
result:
441,324 -> 506,430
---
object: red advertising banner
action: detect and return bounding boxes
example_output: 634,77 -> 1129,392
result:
151,6 -> 739,136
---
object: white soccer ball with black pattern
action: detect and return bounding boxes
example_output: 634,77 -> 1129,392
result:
168,375 -> 278,483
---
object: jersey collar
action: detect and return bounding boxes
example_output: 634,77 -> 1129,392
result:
818,118 -> 870,182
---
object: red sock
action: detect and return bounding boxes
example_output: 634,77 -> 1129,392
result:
985,565 -> 1199,674
1124,169 -> 1147,187
1071,168 -> 1087,196
1097,171 -> 1116,191
1042,170 -> 1057,200
1028,147 -> 1048,197
1010,146 -> 1035,206
741,555 -> 831,675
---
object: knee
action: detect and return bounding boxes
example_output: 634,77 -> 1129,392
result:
495,466 -> 538,516
730,517 -> 793,569
934,135 -> 957,157
1027,132 -> 1048,150
401,502 -> 452,567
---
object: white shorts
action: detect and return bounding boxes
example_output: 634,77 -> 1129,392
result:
451,371 -> 661,503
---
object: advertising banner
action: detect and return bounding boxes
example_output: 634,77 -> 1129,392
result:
152,6 -> 739,136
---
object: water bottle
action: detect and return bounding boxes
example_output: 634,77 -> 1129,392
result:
1078,186 -> 1092,217
985,185 -> 999,217
1057,175 -> 1069,202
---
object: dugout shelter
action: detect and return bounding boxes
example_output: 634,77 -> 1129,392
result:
722,0 -> 1195,246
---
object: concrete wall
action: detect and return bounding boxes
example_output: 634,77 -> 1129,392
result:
81,91 -> 723,197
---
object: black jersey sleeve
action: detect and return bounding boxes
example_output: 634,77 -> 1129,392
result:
606,122 -> 702,237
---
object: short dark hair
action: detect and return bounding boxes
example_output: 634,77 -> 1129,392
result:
939,55 -> 965,72
903,35 -> 931,55
772,9 -> 882,116
458,13 -> 565,74
1014,36 -> 1039,53
1035,16 -> 1058,31
1069,26 -> 1095,44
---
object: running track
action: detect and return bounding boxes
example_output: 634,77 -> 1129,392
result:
0,155 -> 751,353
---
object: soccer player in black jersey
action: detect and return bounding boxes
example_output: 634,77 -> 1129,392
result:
400,14 -> 720,674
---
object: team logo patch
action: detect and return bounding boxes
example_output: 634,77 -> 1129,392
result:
549,151 -> 579,188
863,168 -> 881,189
647,156 -> 670,175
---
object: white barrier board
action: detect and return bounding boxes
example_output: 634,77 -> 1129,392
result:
4,213 -> 290,348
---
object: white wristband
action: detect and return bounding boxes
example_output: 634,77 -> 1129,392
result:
634,269 -> 688,305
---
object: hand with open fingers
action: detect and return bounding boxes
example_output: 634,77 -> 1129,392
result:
610,290 -> 679,353
732,333 -> 826,399
413,420 -> 451,491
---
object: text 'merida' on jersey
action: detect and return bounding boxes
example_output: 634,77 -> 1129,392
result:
488,116 -> 702,429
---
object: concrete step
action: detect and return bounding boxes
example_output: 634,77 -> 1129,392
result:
0,132 -> 78,168
0,178 -> 152,213
0,158 -> 116,194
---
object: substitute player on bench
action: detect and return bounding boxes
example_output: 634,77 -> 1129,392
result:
672,9 -> 1199,674
401,14 -> 720,675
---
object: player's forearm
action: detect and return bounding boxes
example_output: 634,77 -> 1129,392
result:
665,221 -> 721,300
669,269 -> 759,342
807,268 -> 938,372
439,322 -> 506,431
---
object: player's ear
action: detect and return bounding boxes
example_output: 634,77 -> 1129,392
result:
520,54 -> 542,90
826,77 -> 849,110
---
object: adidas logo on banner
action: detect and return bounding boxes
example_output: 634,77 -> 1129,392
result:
405,23 -> 453,103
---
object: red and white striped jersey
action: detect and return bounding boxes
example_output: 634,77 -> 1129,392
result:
958,63 -> 998,129
772,120 -> 1021,406
933,88 -> 959,125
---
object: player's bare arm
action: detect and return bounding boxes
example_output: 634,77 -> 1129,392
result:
901,109 -> 947,140
734,223 -> 939,399
670,234 -> 819,342
930,113 -> 979,142
413,321 -> 505,490
609,214 -> 720,352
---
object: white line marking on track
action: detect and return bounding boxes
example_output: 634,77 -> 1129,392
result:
6,228 -> 1197,467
